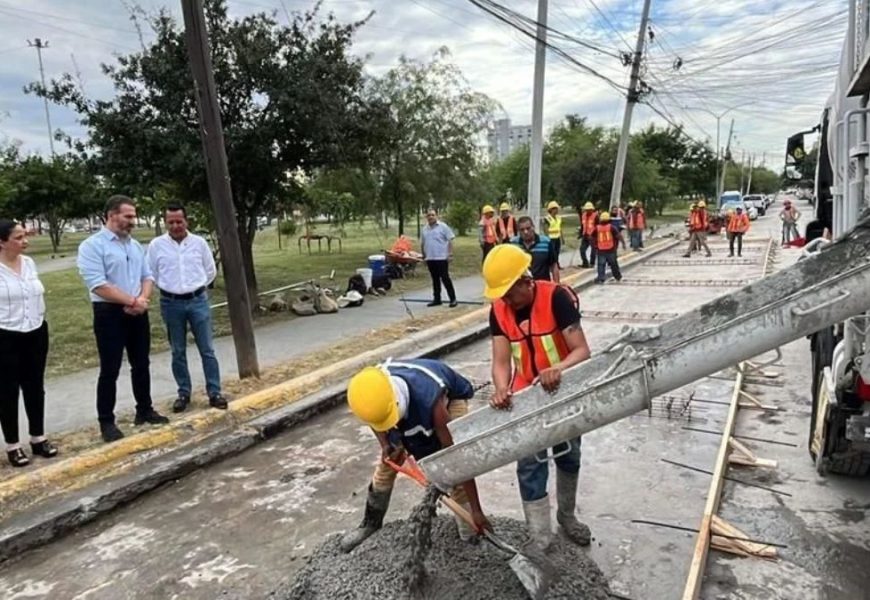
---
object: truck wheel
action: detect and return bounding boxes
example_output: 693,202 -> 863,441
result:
809,327 -> 835,460
828,453 -> 870,476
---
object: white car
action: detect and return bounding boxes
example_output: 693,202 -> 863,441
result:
743,202 -> 759,220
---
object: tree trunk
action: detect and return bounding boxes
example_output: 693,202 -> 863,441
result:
394,180 -> 404,235
46,215 -> 62,254
236,213 -> 259,308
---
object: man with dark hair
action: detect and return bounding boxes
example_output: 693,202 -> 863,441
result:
421,209 -> 457,308
148,204 -> 226,413
512,216 -> 559,283
77,195 -> 168,442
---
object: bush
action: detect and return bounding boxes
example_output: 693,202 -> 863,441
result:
444,202 -> 477,236
279,219 -> 298,236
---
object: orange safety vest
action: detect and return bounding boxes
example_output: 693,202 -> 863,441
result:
727,213 -> 750,234
628,208 -> 646,230
492,280 -> 575,391
596,223 -> 615,251
689,209 -> 708,232
480,216 -> 497,244
496,215 -> 516,242
581,211 -> 598,237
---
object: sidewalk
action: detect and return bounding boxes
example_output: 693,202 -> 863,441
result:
38,250 -> 578,434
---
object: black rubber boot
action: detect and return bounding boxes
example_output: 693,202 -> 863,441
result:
339,484 -> 392,552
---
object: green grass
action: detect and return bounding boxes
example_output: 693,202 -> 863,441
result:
26,229 -> 158,260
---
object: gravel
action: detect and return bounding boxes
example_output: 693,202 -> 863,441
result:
271,512 -> 612,600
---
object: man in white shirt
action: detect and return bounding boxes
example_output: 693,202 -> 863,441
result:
147,205 -> 226,412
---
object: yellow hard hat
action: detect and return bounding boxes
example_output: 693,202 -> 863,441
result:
697,200 -> 706,208
482,204 -> 494,214
347,366 -> 398,432
547,201 -> 559,210
599,211 -> 611,222
482,244 -> 531,300
628,201 -> 637,208
499,202 -> 511,211
582,202 -> 595,211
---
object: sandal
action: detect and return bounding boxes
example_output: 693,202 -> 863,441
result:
30,440 -> 58,458
7,448 -> 30,468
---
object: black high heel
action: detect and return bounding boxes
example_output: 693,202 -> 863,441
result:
30,440 -> 58,458
7,448 -> 30,467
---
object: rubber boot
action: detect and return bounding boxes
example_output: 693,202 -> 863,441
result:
454,502 -> 477,542
522,496 -> 554,552
555,470 -> 591,546
339,484 -> 392,552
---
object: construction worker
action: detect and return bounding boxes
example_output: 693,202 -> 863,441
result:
594,211 -> 623,283
780,199 -> 801,246
496,202 -> 517,244
513,215 -> 559,283
542,200 -> 563,261
340,358 -> 491,552
609,204 -> 626,234
483,244 -> 592,550
578,202 -> 598,268
479,204 -> 497,262
727,206 -> 750,257
683,201 -> 712,258
627,201 -> 646,251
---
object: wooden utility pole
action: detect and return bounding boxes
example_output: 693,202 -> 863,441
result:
181,0 -> 259,377
28,38 -> 55,155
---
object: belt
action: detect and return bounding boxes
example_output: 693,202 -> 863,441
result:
160,287 -> 205,300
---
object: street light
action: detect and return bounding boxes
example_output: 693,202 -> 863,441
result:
683,103 -> 753,200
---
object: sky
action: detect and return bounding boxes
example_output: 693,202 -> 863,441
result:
0,0 -> 848,169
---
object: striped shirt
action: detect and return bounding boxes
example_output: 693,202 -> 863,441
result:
512,233 -> 557,281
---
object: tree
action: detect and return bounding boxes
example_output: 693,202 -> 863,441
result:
31,0 -> 376,298
366,48 -> 497,234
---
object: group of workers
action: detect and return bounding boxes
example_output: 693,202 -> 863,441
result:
683,201 -> 751,258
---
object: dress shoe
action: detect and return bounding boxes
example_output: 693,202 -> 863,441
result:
448,300 -> 458,308
134,409 -> 170,426
209,394 -> 228,410
101,423 -> 126,443
173,394 -> 191,413
426,300 -> 443,307
30,440 -> 58,458
6,448 -> 29,467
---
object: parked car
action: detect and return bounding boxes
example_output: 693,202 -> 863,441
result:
743,202 -> 759,220
719,200 -> 743,218
744,194 -> 766,216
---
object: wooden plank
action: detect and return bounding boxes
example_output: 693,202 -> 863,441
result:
681,363 -> 746,600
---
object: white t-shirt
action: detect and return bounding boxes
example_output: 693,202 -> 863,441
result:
0,255 -> 46,333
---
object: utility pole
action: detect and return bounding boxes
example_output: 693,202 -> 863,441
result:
739,149 -> 746,194
609,0 -> 652,208
719,118 -> 734,198
181,0 -> 259,378
28,38 -> 55,155
745,153 -> 754,195
526,0 -> 547,226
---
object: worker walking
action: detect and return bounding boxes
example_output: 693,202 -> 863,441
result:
727,206 -> 750,257
578,202 -> 598,268
513,216 -> 560,283
594,212 -> 623,283
340,358 -> 491,552
496,202 -> 517,244
479,205 -> 497,262
683,201 -> 712,258
627,201 -> 646,251
542,200 -> 563,261
483,244 -> 593,550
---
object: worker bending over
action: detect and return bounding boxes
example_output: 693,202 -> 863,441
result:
514,216 -> 560,283
594,211 -> 623,283
340,358 -> 491,552
683,201 -> 712,258
727,206 -> 750,257
483,244 -> 593,550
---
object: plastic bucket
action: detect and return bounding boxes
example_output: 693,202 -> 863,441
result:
355,268 -> 373,290
368,254 -> 386,277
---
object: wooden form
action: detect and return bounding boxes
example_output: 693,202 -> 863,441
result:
738,389 -> 779,411
728,437 -> 778,468
710,515 -> 777,560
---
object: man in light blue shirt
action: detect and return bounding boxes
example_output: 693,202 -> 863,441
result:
77,195 -> 169,442
420,209 -> 457,308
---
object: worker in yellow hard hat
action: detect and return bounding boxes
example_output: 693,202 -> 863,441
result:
578,201 -> 599,268
542,200 -> 564,262
479,204 -> 497,262
593,211 -> 623,283
482,244 -> 592,550
683,200 -> 712,258
340,359 -> 491,552
496,202 -> 516,243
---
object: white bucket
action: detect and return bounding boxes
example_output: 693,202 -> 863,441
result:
355,268 -> 373,290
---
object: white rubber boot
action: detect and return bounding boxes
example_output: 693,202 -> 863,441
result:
555,470 -> 591,546
522,496 -> 554,551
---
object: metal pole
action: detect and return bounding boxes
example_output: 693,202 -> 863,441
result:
181,0 -> 260,378
28,38 -> 55,156
715,116 -> 721,200
527,0 -> 547,225
719,119 -> 734,198
609,0 -> 653,209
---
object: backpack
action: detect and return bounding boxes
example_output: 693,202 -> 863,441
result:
347,274 -> 368,295
372,274 -> 392,292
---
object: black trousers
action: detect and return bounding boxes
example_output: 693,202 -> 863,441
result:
426,260 -> 456,302
481,242 -> 495,263
0,322 -> 48,445
580,236 -> 596,266
728,232 -> 744,256
550,237 -> 562,266
93,303 -> 153,424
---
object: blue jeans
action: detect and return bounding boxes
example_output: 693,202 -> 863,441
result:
596,251 -> 622,282
516,436 -> 582,501
629,229 -> 643,249
160,294 -> 221,398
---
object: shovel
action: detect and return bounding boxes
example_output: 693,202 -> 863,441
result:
385,456 -> 555,600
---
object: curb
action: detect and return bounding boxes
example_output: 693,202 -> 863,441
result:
0,238 -> 679,563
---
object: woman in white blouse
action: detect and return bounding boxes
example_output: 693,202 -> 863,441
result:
0,220 -> 57,467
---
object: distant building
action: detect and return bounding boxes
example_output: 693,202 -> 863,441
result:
487,118 -> 532,162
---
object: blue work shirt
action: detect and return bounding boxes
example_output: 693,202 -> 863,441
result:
421,221 -> 455,261
385,359 -> 474,459
510,233 -> 556,281
77,227 -> 153,303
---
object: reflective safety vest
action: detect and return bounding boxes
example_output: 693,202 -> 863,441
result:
596,223 -> 615,251
545,214 -> 562,239
689,209 -> 708,232
480,216 -> 497,244
492,280 -> 576,391
727,213 -> 750,234
496,215 -> 516,242
581,211 -> 598,237
628,208 -> 646,230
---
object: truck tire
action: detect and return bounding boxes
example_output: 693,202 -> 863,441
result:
809,327 -> 835,460
828,453 -> 870,476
